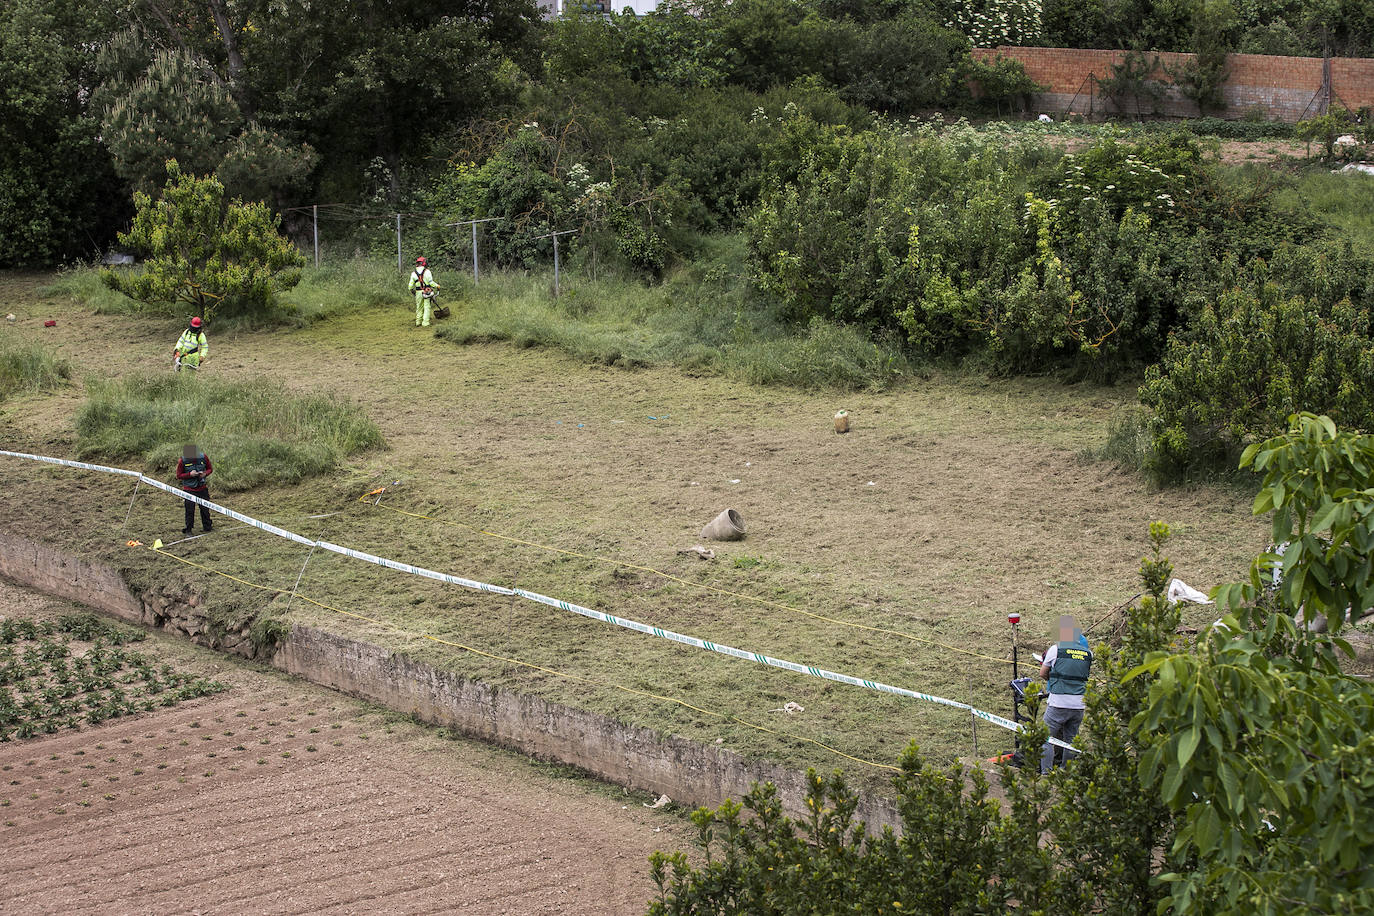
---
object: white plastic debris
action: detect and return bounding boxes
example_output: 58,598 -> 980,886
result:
1167,578 -> 1212,605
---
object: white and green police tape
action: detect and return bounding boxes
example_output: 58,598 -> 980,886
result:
1,449 -> 1075,752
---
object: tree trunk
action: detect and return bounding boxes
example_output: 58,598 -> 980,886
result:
206,0 -> 252,116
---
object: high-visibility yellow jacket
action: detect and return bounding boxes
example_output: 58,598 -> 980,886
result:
409,267 -> 439,294
175,329 -> 208,366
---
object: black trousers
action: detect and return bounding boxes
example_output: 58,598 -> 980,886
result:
183,490 -> 212,532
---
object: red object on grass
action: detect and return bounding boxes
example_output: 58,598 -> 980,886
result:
43,319 -> 56,327
1007,611 -> 1021,625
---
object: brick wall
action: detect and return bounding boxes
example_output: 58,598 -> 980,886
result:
973,47 -> 1374,122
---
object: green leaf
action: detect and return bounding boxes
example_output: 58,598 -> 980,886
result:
1161,761 -> 1185,804
1177,727 -> 1201,768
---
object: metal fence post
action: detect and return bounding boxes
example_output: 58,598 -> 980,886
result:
446,217 -> 498,285
472,221 -> 479,284
534,229 -> 578,298
396,213 -> 402,275
313,204 -> 319,268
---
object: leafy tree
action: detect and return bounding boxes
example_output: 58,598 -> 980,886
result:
827,11 -> 969,113
99,47 -> 242,196
1170,0 -> 1239,113
1129,415 -> 1374,912
1235,413 -> 1374,630
963,54 -> 1044,116
618,2 -> 730,89
1295,105 -> 1360,160
0,0 -> 126,266
101,161 -> 305,321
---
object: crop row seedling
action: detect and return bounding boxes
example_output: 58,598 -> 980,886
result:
0,620 -> 224,742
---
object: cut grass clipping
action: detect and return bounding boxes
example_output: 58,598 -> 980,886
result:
75,373 -> 384,490
0,336 -> 71,400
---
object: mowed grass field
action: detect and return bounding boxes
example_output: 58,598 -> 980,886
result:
0,271 -> 1269,791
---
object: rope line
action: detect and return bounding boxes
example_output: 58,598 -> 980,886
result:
143,543 -> 900,772
365,496 -> 1015,667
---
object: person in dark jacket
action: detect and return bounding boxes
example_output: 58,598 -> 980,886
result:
1038,615 -> 1092,773
176,444 -> 214,534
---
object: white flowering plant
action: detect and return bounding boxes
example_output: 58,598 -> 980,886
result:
947,0 -> 1044,47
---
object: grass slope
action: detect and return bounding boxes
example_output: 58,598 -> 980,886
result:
0,270 -> 1268,792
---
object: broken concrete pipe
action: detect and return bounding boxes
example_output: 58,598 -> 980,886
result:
834,410 -> 850,433
701,508 -> 746,541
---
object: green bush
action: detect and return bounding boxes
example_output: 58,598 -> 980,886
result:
747,125 -> 1302,378
0,336 -> 71,400
75,373 -> 384,490
1140,277 -> 1374,480
1161,116 -> 1295,141
100,161 -> 305,322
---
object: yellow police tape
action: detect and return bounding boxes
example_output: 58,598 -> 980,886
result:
364,494 -> 1015,667
143,541 -> 903,774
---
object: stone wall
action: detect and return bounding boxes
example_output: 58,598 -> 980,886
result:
973,46 -> 1374,121
0,529 -> 902,831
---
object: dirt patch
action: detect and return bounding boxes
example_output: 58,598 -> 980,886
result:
1216,138 -> 1306,166
0,580 -> 692,915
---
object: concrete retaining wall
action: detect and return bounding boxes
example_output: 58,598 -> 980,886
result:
0,529 -> 902,831
973,46 -> 1374,121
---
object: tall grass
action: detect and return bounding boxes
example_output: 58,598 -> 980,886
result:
43,258 -> 408,328
1274,168 -> 1374,252
437,235 -> 908,391
280,257 -> 408,323
75,373 -> 385,490
41,268 -> 138,315
0,335 -> 71,399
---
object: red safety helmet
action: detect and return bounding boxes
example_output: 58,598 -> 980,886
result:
415,256 -> 427,267
190,316 -> 202,328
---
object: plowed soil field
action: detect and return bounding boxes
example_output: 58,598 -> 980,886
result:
0,580 -> 690,915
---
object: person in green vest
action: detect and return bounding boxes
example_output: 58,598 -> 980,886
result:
173,316 -> 208,371
408,256 -> 440,327
1038,614 -> 1092,773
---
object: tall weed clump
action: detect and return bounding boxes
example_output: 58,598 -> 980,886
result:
281,258 -> 409,323
75,373 -> 384,490
437,234 -> 906,391
0,336 -> 71,399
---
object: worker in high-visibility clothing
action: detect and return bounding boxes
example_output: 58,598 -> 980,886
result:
409,256 -> 440,327
173,317 -> 208,371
